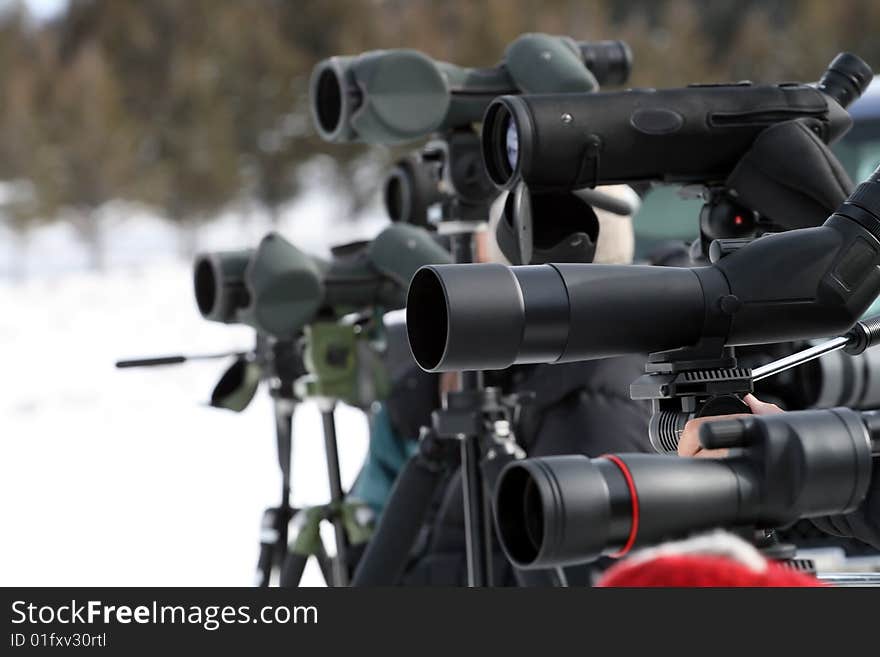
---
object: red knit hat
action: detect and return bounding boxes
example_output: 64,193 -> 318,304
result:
597,531 -> 821,588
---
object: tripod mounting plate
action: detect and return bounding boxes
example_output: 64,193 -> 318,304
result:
631,366 -> 753,401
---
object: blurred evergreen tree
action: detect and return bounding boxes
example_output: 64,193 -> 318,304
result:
0,0 -> 877,262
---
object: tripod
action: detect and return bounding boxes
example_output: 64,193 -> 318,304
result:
116,335 -> 307,587
425,129 -> 510,586
353,129 -> 530,587
118,305 -> 392,586
279,318 -> 390,586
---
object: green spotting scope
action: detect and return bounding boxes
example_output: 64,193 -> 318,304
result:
194,223 -> 451,339
310,33 -> 631,144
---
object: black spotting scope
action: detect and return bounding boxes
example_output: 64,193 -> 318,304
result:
311,34 -> 631,144
482,52 -> 872,190
494,407 -> 879,569
407,164 -> 880,372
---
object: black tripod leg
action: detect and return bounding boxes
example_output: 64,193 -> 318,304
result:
255,507 -> 281,588
461,432 -> 492,586
273,399 -> 295,584
449,230 -> 494,587
320,403 -> 350,586
352,429 -> 453,586
316,542 -> 334,587
256,536 -> 273,587
279,551 -> 310,588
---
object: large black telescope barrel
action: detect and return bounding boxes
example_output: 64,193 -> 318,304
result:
407,164 -> 880,372
494,408 -> 878,569
481,52 -> 872,190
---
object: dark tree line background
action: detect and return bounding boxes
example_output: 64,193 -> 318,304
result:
0,0 -> 877,266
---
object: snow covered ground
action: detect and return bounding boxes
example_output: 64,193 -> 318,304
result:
0,194 -> 383,586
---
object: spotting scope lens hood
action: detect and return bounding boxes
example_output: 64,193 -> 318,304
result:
576,39 -> 632,87
494,408 -> 875,569
817,52 -> 874,109
406,261 -> 705,372
193,250 -> 253,323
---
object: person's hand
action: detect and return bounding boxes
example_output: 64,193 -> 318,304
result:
677,394 -> 783,459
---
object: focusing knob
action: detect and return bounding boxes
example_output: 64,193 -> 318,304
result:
844,314 -> 880,355
718,294 -> 742,315
708,237 -> 754,263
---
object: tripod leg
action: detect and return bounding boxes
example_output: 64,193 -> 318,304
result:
256,541 -> 273,587
316,542 -> 335,587
272,398 -> 295,585
448,228 -> 494,587
461,432 -> 492,586
279,551 -> 310,588
320,403 -> 350,586
352,428 -> 454,586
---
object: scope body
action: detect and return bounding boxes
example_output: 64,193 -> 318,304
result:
407,165 -> 880,372
494,407 -> 877,568
196,224 -> 450,338
384,132 -> 499,227
482,53 -> 872,190
311,35 -> 631,144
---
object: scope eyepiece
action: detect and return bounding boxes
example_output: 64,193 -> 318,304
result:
576,39 -> 632,87
818,52 -> 874,109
